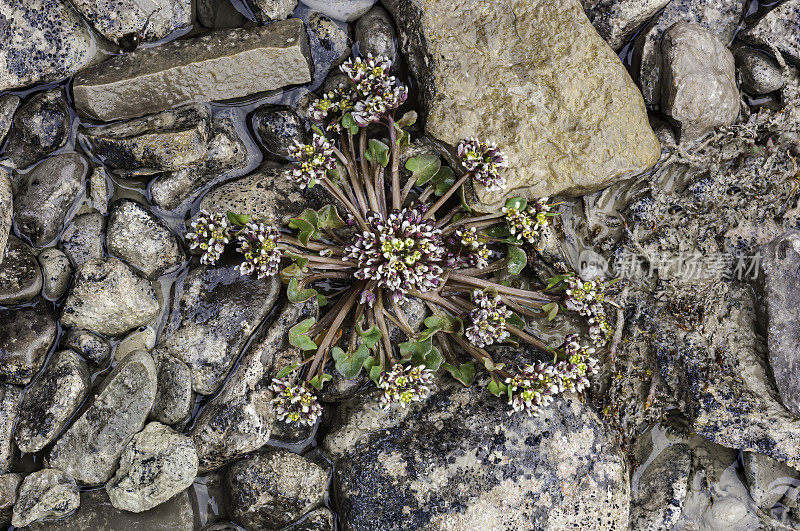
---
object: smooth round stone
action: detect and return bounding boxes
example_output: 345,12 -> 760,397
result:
735,47 -> 785,96
251,105 -> 304,161
0,236 -> 42,305
0,304 -> 57,385
62,328 -> 112,367
354,6 -> 399,67
300,0 -> 377,21
38,248 -> 72,300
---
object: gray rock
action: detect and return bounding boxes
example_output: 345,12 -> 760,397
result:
387,292 -> 427,343
3,90 -> 70,169
62,328 -> 111,366
149,113 -> 250,210
79,104 -> 211,176
743,451 -> 800,511
197,0 -> 248,28
14,153 -> 90,247
302,10 -> 351,83
61,258 -> 160,337
0,170 -> 11,267
318,371 -> 366,403
0,473 -> 22,525
383,0 -> 660,212
354,6 -> 399,67
300,0 -> 377,21
73,19 -> 313,121
191,299 -> 317,471
115,325 -> 157,362
107,199 -> 183,278
735,46 -> 785,95
0,305 -> 57,385
587,0 -> 670,50
106,422 -> 198,513
29,489 -> 194,531
59,212 -> 105,267
226,447 -> 331,530
0,95 -> 19,147
325,384 -> 629,530
0,0 -> 99,91
154,263 -> 281,395
71,0 -> 191,46
0,235 -> 42,305
88,166 -> 110,215
38,248 -> 73,300
151,351 -> 194,426
740,0 -> 800,67
48,350 -> 158,484
631,0 -> 748,105
660,22 -> 739,142
284,507 -> 335,531
11,469 -> 79,528
0,385 -> 22,473
252,0 -> 298,22
14,350 -> 91,453
252,105 -> 304,161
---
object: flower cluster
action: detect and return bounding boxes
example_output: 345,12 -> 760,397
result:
458,138 -> 508,191
344,208 -> 447,299
465,290 -> 512,348
504,198 -> 552,244
185,210 -> 230,265
564,277 -> 613,347
308,83 -> 356,126
378,364 -> 435,408
341,54 -> 408,126
236,222 -> 282,279
269,378 -> 323,426
454,227 -> 490,268
288,134 -> 336,189
555,334 -> 600,393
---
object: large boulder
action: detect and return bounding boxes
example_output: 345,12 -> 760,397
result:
383,0 -> 660,211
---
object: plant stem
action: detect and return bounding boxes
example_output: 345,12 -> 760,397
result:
307,284 -> 362,379
447,272 -> 556,302
374,290 -> 395,365
504,323 -> 551,353
388,117 -> 401,210
423,173 -> 470,220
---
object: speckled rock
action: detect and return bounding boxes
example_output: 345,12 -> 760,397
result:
71,0 -> 191,45
0,170 -> 11,266
586,0 -> 670,50
197,0 -> 248,28
191,299 -> 317,471
48,350 -> 158,484
13,153 -> 90,247
107,199 -> 183,278
284,507 -> 335,530
79,104 -> 211,176
325,382 -> 630,530
115,325 -> 157,362
0,473 -> 22,525
73,19 -> 313,121
383,0 -> 660,212
252,0 -> 297,22
0,385 -> 22,473
354,6 -> 399,67
14,350 -> 91,453
149,112 -> 250,210
0,95 -> 19,146
151,351 -> 194,427
0,236 -> 42,305
300,9 -> 350,83
62,328 -> 111,366
38,248 -> 72,300
0,0 -> 98,91
154,263 -> 281,395
59,211 -> 105,267
740,0 -> 800,67
735,47 -> 784,95
88,166 -> 110,215
106,422 -> 198,512
11,469 -> 79,528
226,447 -> 331,530
0,305 -> 57,385
61,258 -> 160,337
3,90 -> 70,169
301,0 -> 377,21
252,105 -> 304,161
660,22 -> 739,142
743,451 -> 800,511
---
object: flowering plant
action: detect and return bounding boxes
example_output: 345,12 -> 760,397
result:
186,54 -> 615,424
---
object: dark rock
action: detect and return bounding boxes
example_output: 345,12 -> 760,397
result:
0,473 -> 22,525
151,351 -> 195,427
586,0 -> 670,50
300,10 -> 351,83
14,349 -> 90,453
735,46 -> 785,95
38,248 -> 72,300
740,0 -> 800,67
62,328 -> 111,366
0,304 -> 57,385
0,235 -> 43,305
0,385 -> 22,473
59,211 -> 105,267
0,170 -> 11,266
3,90 -> 70,169
0,95 -> 19,146
71,0 -> 191,45
251,0 -> 297,22
252,105 -> 304,161
197,0 -> 248,28
354,6 -> 399,66
11,469 -> 79,528
13,153 -> 90,247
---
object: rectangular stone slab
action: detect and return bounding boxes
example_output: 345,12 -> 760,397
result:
72,19 -> 312,121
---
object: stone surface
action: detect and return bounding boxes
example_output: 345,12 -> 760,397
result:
0,170 -> 11,267
62,328 -> 111,366
226,447 -> 330,530
107,422 -> 198,513
73,19 -> 313,121
11,469 -> 79,528
191,299 -> 316,471
79,104 -> 211,175
302,10 -> 350,83
0,95 -> 19,147
740,0 -> 800,67
107,199 -> 183,278
252,105 -> 304,161
0,235 -> 42,305
15,350 -> 90,453
660,23 -> 738,142
88,166 -> 110,215
61,258 -> 160,337
153,263 -> 281,395
72,0 -> 191,45
14,153 -> 90,247
735,46 -> 785,95
301,0 -> 377,21
354,6 -> 399,67
59,212 -> 105,267
197,0 -> 248,28
0,473 -> 22,525
0,305 -> 57,385
151,351 -> 195,426
0,384 -> 22,474
325,383 -> 629,530
0,0 -> 98,91
253,0 -> 297,22
38,248 -> 72,300
3,90 -> 70,169
115,325 -> 157,362
48,350 -> 158,484
587,0 -> 670,50
150,112 -> 250,210
383,0 -> 660,211
743,451 -> 800,511
284,507 -> 335,531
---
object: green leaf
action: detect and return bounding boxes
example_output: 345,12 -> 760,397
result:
287,278 -> 319,303
357,324 -> 382,350
365,139 -> 390,168
442,361 -> 476,386
316,293 -> 327,307
406,155 -> 441,186
399,338 -> 432,361
226,211 -> 250,226
542,302 -> 559,321
283,250 -> 309,269
505,197 -> 528,211
418,325 -> 441,341
432,167 -> 456,196
421,347 -> 443,371
341,113 -> 360,135
310,124 -> 326,137
363,355 -> 379,372
309,373 -> 332,390
275,363 -> 299,379
487,379 -> 508,397
289,318 -> 317,351
280,264 -> 309,284
545,273 -> 573,291
289,209 -> 319,246
507,312 -> 526,330
369,364 -> 382,385
332,345 -> 371,380
317,204 -> 345,230
395,110 -> 417,128
486,224 -> 510,238
507,245 -> 527,275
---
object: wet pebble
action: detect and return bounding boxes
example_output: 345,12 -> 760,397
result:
252,0 -> 298,22
71,0 -> 191,46
59,211 -> 105,267
88,166 -> 110,215
0,473 -> 22,525
743,451 -> 800,511
0,170 -> 10,266
354,6 -> 399,67
302,10 -> 351,82
0,304 -> 57,385
735,46 -> 785,95
0,385 -> 22,474
739,0 -> 800,67
0,236 -> 43,306
252,105 -> 304,161
284,507 -> 335,531
62,328 -> 111,367
151,351 -> 195,427
11,469 -> 79,528
3,90 -> 70,169
38,248 -> 73,300
115,325 -> 157,362
0,95 -> 19,147
300,0 -> 377,21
